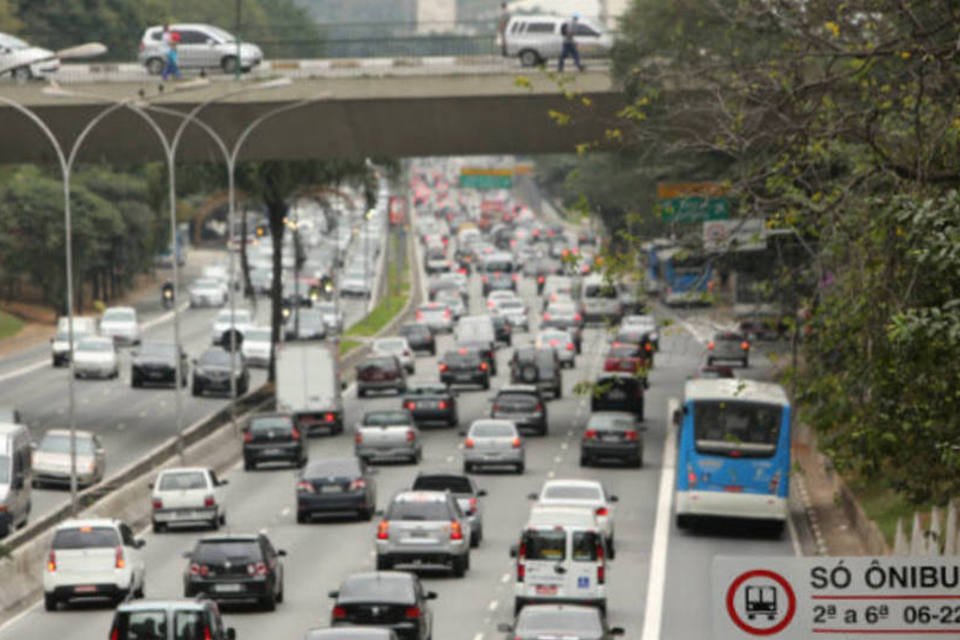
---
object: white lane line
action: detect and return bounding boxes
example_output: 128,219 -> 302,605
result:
787,502 -> 802,557
488,600 -> 499,612
547,470 -> 555,479
553,455 -> 562,464
116,423 -> 126,431
445,456 -> 454,463
501,572 -> 510,583
473,633 -> 484,640
0,359 -> 46,384
560,442 -> 568,450
641,398 -> 679,640
280,507 -> 290,517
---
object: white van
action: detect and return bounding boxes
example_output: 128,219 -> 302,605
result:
504,15 -> 614,67
581,274 -> 623,323
510,505 -> 608,615
0,422 -> 31,537
454,315 -> 496,347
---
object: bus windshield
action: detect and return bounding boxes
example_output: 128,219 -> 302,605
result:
693,400 -> 782,458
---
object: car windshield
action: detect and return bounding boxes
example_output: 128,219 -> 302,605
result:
112,610 -> 168,640
588,414 -> 636,431
193,279 -> 219,289
103,309 -> 134,322
138,343 -> 175,357
339,575 -> 414,604
543,485 -> 602,501
499,300 -> 524,310
518,607 -> 602,634
158,471 -> 207,491
471,421 -> 515,437
693,400 -> 782,458
363,411 -> 411,426
193,539 -> 260,563
305,458 -> 360,478
199,350 -> 231,366
360,357 -> 396,370
77,339 -> 112,352
216,310 -> 250,323
412,475 -> 473,493
0,34 -> 29,48
540,331 -> 568,343
206,25 -> 236,42
609,345 -> 641,358
386,498 -> 450,521
52,526 -> 120,549
39,434 -> 95,455
173,611 -> 207,640
495,393 -> 537,410
249,416 -> 292,432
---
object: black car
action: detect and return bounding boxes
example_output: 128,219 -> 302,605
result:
482,271 -> 517,296
499,604 -> 624,640
329,571 -> 436,640
490,385 -> 548,436
297,457 -> 377,523
356,356 -> 407,397
183,533 -> 286,611
306,628 -> 397,639
509,348 -> 562,398
580,411 -> 645,468
284,308 -> 327,341
243,413 -> 307,470
591,373 -> 645,421
439,349 -> 490,390
192,348 -> 250,397
402,383 -> 458,427
457,339 -> 497,375
491,315 -> 513,347
398,324 -> 436,356
131,342 -> 188,388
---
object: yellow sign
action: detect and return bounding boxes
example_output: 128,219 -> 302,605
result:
513,163 -> 535,176
657,182 -> 728,199
461,167 -> 513,177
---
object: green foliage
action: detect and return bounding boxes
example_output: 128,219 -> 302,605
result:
0,311 -> 23,340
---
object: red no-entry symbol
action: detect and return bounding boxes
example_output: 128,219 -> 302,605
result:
725,569 -> 797,636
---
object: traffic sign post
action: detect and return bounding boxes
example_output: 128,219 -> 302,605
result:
714,557 -> 960,639
460,167 -> 514,190
656,181 -> 730,223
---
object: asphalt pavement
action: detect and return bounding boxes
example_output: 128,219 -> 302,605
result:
0,265 -> 796,640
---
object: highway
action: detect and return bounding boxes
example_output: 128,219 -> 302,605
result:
0,259 -> 795,640
0,240 -> 374,528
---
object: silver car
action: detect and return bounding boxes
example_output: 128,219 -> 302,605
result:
188,278 -> 227,308
138,23 -> 263,76
72,337 -> 120,379
371,337 -> 416,374
535,329 -> 576,368
0,32 -> 59,80
504,15 -> 613,67
462,419 -> 525,474
493,299 -> 529,331
415,302 -> 454,333
374,490 -> 471,577
314,301 -> 344,334
33,429 -> 105,488
355,410 -> 422,465
100,306 -> 141,346
240,326 -> 271,368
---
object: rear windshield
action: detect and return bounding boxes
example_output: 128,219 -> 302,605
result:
693,400 -> 782,458
40,434 -> 95,455
444,353 -> 481,366
199,350 -> 230,366
471,422 -> 516,437
340,575 -> 414,604
53,526 -> 120,549
305,459 -> 360,478
572,531 -> 602,561
173,611 -> 207,640
386,499 -> 451,521
584,282 -> 618,299
400,325 -> 429,336
158,471 -> 207,491
112,610 -> 168,640
609,345 -> 641,358
193,540 -> 261,563
249,416 -> 292,432
483,260 -> 514,273
495,394 -> 537,410
543,485 -> 602,501
412,475 -> 472,493
363,411 -> 411,426
523,529 -> 566,561
360,357 -> 396,370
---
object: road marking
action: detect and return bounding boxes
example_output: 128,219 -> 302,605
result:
280,507 -> 290,517
445,455 -> 454,463
473,633 -> 484,640
547,470 -> 555,479
501,572 -> 510,583
560,442 -> 568,450
116,423 -> 126,431
641,398 -> 679,640
0,360 -> 46,384
488,600 -> 499,612
786,500 -> 803,557
553,455 -> 562,464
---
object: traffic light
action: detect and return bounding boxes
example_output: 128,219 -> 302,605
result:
255,224 -> 267,238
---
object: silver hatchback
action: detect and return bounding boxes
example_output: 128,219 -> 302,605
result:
462,419 -> 525,474
375,491 -> 471,577
355,410 -> 422,465
138,24 -> 263,75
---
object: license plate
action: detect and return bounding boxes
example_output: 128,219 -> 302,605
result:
74,585 -> 97,594
608,390 -> 626,400
600,434 -> 621,442
264,449 -> 283,456
409,530 -> 430,538
455,373 -> 473,381
321,485 -> 342,494
419,401 -> 439,409
535,585 -> 558,596
213,583 -> 242,593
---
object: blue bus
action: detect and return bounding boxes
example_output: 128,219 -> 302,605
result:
657,246 -> 713,306
674,378 -> 791,535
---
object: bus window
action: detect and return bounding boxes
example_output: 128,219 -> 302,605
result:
693,401 -> 781,458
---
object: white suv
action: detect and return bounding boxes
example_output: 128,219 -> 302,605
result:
43,518 -> 147,611
150,467 -> 228,533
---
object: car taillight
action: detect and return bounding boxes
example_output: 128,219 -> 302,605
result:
110,626 -> 120,640
464,437 -> 475,449
598,562 -> 606,585
595,507 -> 609,517
481,276 -> 489,282
768,471 -> 781,495
479,362 -> 488,371
202,626 -> 213,640
404,400 -> 416,410
534,403 -> 543,413
573,313 -> 582,322
242,430 -> 252,443
584,429 -> 598,440
450,521 -> 464,540
416,311 -> 424,320
468,497 -> 478,514
114,546 -> 125,570
687,464 -> 698,488
741,341 -> 750,350
325,412 -> 336,422
512,436 -> 521,448
152,498 -> 163,510
512,273 -> 519,281
537,276 -> 545,283
332,606 -> 347,620
355,432 -> 363,445
291,426 -> 302,441
707,341 -> 715,350
543,312 -> 551,321
437,400 -> 448,410
566,342 -> 574,351
247,562 -> 268,576
625,430 -> 639,441
444,309 -> 452,319
645,343 -> 653,352
297,480 -> 315,493
439,363 -> 449,372
47,550 -> 56,572
189,563 -> 209,577
406,429 -> 416,443
349,478 -> 367,491
204,495 -> 216,507
377,520 -> 390,540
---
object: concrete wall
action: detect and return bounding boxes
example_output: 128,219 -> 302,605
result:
418,0 -> 458,33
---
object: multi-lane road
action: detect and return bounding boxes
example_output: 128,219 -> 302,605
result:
0,256 -> 794,639
0,242 -> 372,527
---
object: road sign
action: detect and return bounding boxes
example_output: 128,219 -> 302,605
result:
704,218 -> 767,252
459,167 -> 513,189
659,196 -> 730,223
714,556 -> 960,639
657,181 -> 728,199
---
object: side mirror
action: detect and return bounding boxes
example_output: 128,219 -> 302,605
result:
609,495 -> 619,503
509,544 -> 518,558
218,479 -> 229,486
458,430 -> 467,437
672,408 -> 683,426
225,628 -> 236,640
328,590 -> 339,598
611,628 -> 625,636
277,549 -> 287,557
182,551 -> 192,558
527,492 -> 537,500
425,590 -> 438,600
135,539 -> 146,549
497,623 -> 513,633
477,489 -> 487,497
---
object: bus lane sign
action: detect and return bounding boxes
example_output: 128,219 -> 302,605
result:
713,556 -> 960,639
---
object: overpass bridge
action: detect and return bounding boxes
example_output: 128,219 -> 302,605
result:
0,60 -> 624,164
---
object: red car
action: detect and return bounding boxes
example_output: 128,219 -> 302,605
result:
603,342 -> 652,385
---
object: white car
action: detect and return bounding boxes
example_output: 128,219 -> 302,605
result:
621,314 -> 659,347
339,267 -> 372,297
534,329 -> 576,368
210,309 -> 253,346
72,337 -> 119,379
240,326 -> 272,368
314,301 -> 344,334
188,278 -> 228,308
435,290 -> 466,319
504,15 -> 613,67
150,467 -> 228,533
492,299 -> 529,331
0,32 -> 59,80
531,479 -> 619,557
486,290 -> 521,310
372,337 -> 415,374
99,306 -> 141,346
43,518 -> 147,611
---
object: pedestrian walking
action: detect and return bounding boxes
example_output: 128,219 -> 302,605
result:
498,2 -> 510,57
162,35 -> 182,81
558,13 -> 584,72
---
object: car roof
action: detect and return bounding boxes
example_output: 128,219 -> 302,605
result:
43,428 -> 93,439
157,467 -> 209,476
497,384 -> 539,394
543,478 -> 603,490
393,490 -> 448,503
117,599 -> 208,612
55,518 -> 119,530
683,378 -> 789,406
527,505 -> 599,529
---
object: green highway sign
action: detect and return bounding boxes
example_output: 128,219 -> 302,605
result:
659,196 -> 730,223
459,173 -> 513,189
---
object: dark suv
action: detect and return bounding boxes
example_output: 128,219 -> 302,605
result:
183,533 -> 286,611
403,383 -> 459,426
509,348 -> 562,398
490,385 -> 548,436
439,349 -> 490,390
398,323 -> 436,356
591,373 -> 645,421
357,356 -> 407,397
243,413 -> 307,470
297,457 -> 377,523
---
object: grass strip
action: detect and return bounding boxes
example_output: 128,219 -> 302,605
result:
0,311 -> 24,340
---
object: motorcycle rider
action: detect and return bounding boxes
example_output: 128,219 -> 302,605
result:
161,280 -> 174,308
